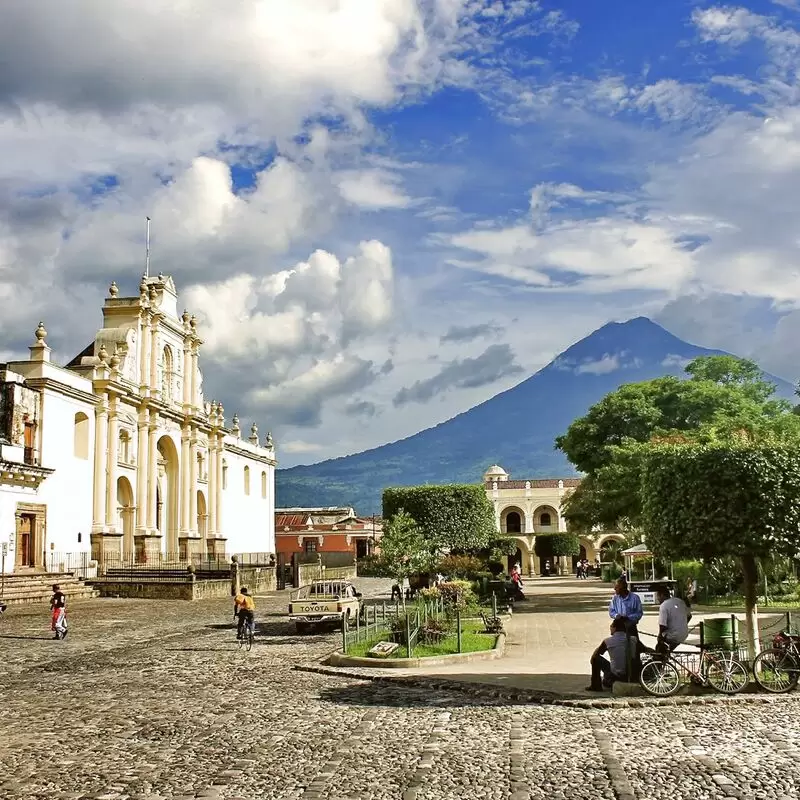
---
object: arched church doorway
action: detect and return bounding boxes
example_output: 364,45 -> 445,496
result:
117,476 -> 135,559
156,436 -> 179,555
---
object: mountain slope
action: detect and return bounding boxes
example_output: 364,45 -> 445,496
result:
275,317 -> 797,513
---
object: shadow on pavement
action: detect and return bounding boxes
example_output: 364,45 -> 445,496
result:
0,634 -> 55,641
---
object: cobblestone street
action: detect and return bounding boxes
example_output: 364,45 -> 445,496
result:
2,587 -> 800,800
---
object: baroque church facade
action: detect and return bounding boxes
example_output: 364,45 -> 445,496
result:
0,274 -> 276,574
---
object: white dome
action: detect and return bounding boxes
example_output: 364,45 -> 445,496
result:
484,464 -> 509,480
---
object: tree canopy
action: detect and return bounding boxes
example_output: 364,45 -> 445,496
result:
376,510 -> 436,588
640,441 -> 800,654
556,355 -> 800,534
382,484 -> 497,553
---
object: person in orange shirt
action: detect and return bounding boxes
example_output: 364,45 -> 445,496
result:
233,587 -> 255,639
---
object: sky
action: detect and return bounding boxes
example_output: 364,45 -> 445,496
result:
2,0 -> 800,467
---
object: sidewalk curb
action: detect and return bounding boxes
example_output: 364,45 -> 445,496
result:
294,662 -> 785,709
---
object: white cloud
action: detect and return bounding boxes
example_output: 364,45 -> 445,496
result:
337,169 -> 413,210
280,440 -> 325,455
575,354 -> 621,375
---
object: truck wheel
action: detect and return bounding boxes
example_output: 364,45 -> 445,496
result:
295,622 -> 309,635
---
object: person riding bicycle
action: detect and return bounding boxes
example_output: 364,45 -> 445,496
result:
655,584 -> 691,655
233,587 -> 255,639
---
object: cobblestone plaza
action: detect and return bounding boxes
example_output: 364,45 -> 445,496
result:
2,586 -> 800,800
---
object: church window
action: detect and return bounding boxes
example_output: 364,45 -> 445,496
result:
118,430 -> 131,463
261,470 -> 267,499
74,412 -> 90,460
304,538 -> 317,554
540,512 -> 552,527
23,420 -> 36,465
244,465 -> 250,496
162,345 -> 174,400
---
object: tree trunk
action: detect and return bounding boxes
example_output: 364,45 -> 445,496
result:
740,553 -> 762,662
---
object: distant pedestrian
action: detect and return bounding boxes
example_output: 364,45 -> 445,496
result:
50,584 -> 67,640
543,560 -> 551,577
685,576 -> 698,606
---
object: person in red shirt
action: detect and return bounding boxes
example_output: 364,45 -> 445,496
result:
50,584 -> 67,640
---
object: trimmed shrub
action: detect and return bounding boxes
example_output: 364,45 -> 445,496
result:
382,484 -> 497,552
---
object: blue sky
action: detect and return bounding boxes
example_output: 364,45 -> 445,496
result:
1,0 -> 800,465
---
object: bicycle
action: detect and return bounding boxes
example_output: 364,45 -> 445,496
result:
640,645 -> 749,697
752,631 -> 800,693
237,616 -> 254,652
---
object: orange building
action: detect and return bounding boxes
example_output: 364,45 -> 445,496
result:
275,507 -> 382,561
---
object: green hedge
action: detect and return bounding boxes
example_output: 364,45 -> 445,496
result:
534,532 -> 580,557
382,484 -> 497,552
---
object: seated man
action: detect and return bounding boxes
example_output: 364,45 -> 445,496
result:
233,587 -> 255,639
655,584 -> 691,654
587,618 -> 639,692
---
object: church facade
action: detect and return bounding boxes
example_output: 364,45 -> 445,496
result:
0,274 -> 276,574
483,465 -> 623,575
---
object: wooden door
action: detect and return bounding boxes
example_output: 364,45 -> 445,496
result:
18,515 -> 33,568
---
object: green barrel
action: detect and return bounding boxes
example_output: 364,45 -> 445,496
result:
703,617 -> 739,650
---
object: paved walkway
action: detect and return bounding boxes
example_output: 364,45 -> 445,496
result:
391,577 -> 787,697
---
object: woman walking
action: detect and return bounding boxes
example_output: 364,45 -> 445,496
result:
50,584 -> 67,640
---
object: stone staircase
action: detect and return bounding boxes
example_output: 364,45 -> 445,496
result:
0,572 -> 100,606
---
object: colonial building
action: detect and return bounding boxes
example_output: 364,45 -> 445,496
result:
483,465 -> 623,575
275,507 -> 382,561
0,274 -> 276,574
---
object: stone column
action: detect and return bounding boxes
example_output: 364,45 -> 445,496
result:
135,409 -> 149,531
180,426 -> 191,534
207,438 -> 217,537
149,318 -> 159,398
189,434 -> 198,535
190,344 -> 199,407
139,313 -> 151,391
105,397 -> 119,529
524,508 -> 534,535
216,434 -> 224,539
182,340 -> 192,406
146,411 -> 158,531
92,399 -> 109,530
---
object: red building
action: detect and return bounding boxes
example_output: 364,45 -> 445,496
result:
275,507 -> 382,561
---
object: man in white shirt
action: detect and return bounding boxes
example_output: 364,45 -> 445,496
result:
656,584 -> 691,654
586,618 -> 639,692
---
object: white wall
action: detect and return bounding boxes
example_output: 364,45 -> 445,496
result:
220,439 -> 275,555
36,387 -> 95,556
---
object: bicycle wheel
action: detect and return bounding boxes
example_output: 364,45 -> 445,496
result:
238,629 -> 246,650
640,659 -> 681,697
245,625 -> 253,652
704,656 -> 749,694
753,648 -> 800,693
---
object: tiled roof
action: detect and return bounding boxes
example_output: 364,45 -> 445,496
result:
275,522 -> 373,534
484,478 -> 582,489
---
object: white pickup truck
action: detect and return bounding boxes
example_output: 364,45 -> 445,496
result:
288,579 -> 363,634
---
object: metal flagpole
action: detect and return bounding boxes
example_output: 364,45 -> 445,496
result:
145,216 -> 151,278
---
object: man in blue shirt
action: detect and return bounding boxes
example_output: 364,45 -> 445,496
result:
609,578 -> 643,637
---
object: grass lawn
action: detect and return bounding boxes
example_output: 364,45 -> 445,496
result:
344,622 -> 498,659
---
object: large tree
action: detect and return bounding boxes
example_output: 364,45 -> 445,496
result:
641,441 -> 800,657
556,355 -> 800,534
382,484 -> 497,553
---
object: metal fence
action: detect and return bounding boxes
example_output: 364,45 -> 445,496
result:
342,597 -> 483,658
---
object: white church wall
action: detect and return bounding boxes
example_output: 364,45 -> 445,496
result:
221,439 -> 275,556
36,385 -> 95,556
